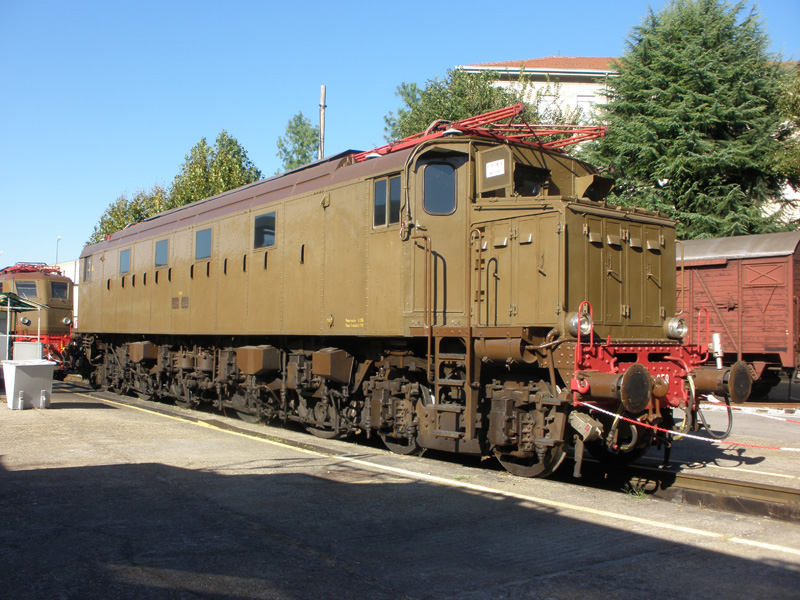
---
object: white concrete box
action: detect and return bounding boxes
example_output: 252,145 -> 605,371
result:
2,360 -> 56,410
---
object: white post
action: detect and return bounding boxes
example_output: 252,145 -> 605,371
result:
318,85 -> 326,160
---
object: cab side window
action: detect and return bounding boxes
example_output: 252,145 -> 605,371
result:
423,163 -> 456,215
373,175 -> 401,228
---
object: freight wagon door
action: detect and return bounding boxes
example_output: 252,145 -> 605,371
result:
410,152 -> 468,326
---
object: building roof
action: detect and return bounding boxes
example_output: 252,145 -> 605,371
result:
459,56 -> 617,75
680,231 -> 800,262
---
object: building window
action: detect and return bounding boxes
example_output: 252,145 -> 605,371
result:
196,228 -> 212,260
423,163 -> 456,215
373,175 -> 402,228
155,239 -> 169,267
254,212 -> 276,248
120,249 -> 131,274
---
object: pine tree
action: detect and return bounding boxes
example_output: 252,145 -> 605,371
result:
585,0 -> 794,239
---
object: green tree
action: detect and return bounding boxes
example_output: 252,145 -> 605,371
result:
772,61 -> 800,200
584,0 -> 794,239
276,112 -> 319,173
88,130 -> 261,243
384,68 -> 581,141
87,185 -> 168,244
169,130 -> 262,209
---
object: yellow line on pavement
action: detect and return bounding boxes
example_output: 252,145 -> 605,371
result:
87,393 -> 800,559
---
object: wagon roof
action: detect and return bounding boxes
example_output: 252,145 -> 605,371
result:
679,231 -> 800,262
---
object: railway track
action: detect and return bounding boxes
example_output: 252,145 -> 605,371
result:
613,463 -> 800,522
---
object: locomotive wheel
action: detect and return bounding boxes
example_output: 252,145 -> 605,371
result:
236,411 -> 264,424
306,398 -> 341,438
586,421 -> 653,466
230,390 -> 264,424
380,434 -> 422,456
174,388 -> 199,410
493,446 -> 567,478
306,425 -> 341,439
132,389 -> 154,402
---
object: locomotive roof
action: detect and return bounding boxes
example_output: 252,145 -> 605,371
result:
81,133 -> 586,258
80,147 -> 412,256
679,231 -> 800,262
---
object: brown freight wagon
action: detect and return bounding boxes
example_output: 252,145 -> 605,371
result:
678,231 -> 800,398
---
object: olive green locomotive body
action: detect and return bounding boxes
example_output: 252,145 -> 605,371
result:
78,123 -> 749,477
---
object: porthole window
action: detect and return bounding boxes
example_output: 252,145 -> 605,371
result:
423,163 -> 456,215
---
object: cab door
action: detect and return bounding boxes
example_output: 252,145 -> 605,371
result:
409,153 -> 468,327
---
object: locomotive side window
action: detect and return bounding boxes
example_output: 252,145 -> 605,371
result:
196,228 -> 212,260
373,176 -> 401,228
16,281 -> 38,298
254,212 -> 276,248
51,282 -> 68,300
120,249 -> 131,274
82,256 -> 91,282
155,239 -> 169,267
423,163 -> 456,215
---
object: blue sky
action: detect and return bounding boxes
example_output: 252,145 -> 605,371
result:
1,0 -> 797,268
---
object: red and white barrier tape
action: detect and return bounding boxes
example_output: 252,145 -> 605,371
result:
703,396 -> 800,425
574,401 -> 800,453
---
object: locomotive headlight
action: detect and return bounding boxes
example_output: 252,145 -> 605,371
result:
664,316 -> 688,340
568,312 -> 592,337
62,317 -> 72,325
20,317 -> 31,326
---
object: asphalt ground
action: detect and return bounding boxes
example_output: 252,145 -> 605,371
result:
2,383 -> 800,600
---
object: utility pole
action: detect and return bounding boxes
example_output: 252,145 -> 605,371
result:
318,85 -> 326,160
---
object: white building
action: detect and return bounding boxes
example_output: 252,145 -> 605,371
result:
458,56 -> 617,121
460,56 -> 798,222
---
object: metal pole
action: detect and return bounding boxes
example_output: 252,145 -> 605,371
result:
56,236 -> 62,265
318,85 -> 326,160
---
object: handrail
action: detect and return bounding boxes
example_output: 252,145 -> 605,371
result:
676,239 -> 685,316
467,228 -> 484,387
412,234 -> 433,380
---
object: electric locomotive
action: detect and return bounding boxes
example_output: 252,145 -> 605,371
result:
0,262 -> 74,363
76,105 -> 750,477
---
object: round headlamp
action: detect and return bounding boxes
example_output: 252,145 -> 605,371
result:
568,312 -> 592,337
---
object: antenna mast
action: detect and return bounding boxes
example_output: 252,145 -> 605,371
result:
318,85 -> 326,160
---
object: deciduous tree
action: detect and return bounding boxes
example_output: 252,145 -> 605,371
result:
87,185 -> 168,244
170,130 -> 262,209
276,112 -> 319,173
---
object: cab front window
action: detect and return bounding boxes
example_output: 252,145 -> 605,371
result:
423,163 -> 456,215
